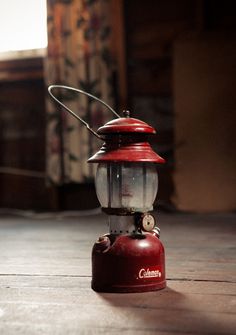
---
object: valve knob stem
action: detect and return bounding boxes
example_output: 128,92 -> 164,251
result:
123,110 -> 130,118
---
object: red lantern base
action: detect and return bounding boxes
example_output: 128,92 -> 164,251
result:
92,233 -> 166,293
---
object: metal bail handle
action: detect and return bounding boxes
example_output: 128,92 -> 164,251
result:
48,84 -> 120,140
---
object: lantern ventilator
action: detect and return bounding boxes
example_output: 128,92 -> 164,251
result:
48,85 -> 166,293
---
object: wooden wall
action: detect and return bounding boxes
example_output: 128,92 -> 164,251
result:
122,0 -> 198,207
120,0 -> 236,210
0,58 -> 52,210
0,0 -> 236,211
173,35 -> 236,212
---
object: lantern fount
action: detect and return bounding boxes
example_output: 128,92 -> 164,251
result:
48,86 -> 166,293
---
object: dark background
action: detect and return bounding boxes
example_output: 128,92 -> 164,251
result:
0,0 -> 235,212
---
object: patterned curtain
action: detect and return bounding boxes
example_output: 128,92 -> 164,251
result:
44,0 -> 115,184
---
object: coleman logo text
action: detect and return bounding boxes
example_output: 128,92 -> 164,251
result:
138,268 -> 162,279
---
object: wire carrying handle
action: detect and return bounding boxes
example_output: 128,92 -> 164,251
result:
48,85 -> 120,140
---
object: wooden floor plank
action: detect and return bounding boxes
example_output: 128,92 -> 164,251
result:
0,281 -> 235,335
0,212 -> 235,334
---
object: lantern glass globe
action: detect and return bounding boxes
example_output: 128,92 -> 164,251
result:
95,162 -> 158,212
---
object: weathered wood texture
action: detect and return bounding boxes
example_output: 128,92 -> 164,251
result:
0,212 -> 235,334
173,35 -> 236,212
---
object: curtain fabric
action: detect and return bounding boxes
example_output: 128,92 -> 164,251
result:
45,0 -> 114,184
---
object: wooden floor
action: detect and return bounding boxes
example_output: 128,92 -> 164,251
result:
0,210 -> 235,334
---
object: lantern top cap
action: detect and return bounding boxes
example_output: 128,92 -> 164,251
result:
97,112 -> 156,135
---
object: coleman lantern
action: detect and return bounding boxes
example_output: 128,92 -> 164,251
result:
48,85 -> 166,293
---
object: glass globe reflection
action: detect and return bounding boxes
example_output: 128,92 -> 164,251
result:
95,162 -> 158,212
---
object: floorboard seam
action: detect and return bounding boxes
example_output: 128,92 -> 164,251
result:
0,274 -> 235,284
0,274 -> 91,278
167,278 -> 236,284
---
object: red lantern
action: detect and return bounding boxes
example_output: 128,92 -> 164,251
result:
49,86 -> 166,293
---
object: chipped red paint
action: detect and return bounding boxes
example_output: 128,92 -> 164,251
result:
88,116 -> 165,163
92,233 -> 166,293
